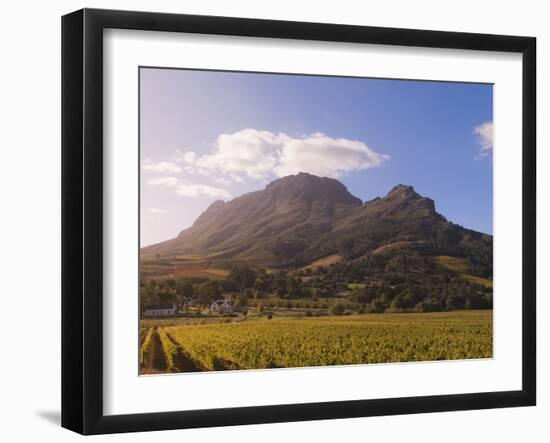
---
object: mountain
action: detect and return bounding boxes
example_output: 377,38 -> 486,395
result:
141,173 -> 492,274
142,173 -> 361,262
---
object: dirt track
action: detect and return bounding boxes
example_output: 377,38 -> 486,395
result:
141,328 -> 206,373
142,328 -> 167,374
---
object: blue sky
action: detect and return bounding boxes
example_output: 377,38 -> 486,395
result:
140,67 -> 493,246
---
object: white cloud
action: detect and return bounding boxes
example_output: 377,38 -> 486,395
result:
213,176 -> 233,185
177,129 -> 388,181
176,184 -> 231,199
179,151 -> 197,164
228,173 -> 244,183
474,121 -> 494,159
147,176 -> 179,187
146,130 -> 387,203
143,161 -> 182,174
274,132 -> 389,178
146,175 -> 230,200
147,207 -> 168,214
179,129 -> 281,180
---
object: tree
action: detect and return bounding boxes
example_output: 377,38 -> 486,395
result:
390,294 -> 405,312
399,288 -> 418,309
415,297 -> 441,312
243,287 -> 254,300
329,303 -> 345,316
157,287 -> 177,307
235,291 -> 249,308
228,266 -> 257,290
253,268 -> 272,296
197,281 -> 221,306
273,271 -> 288,297
367,299 -> 386,314
177,280 -> 194,299
301,287 -> 313,299
349,286 -> 374,304
140,279 -> 160,308
446,294 -> 464,311
286,274 -> 302,298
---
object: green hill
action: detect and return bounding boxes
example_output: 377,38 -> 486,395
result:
435,255 -> 493,288
142,173 -> 492,278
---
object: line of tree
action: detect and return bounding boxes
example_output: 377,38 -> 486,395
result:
140,248 -> 492,314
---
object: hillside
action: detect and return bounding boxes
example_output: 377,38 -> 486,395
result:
142,173 -> 363,264
142,172 -> 492,277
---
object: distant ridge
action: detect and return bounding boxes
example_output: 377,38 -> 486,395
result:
142,173 -> 492,272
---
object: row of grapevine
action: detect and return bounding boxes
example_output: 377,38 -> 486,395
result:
140,327 -> 155,367
157,327 -> 180,372
164,311 -> 493,371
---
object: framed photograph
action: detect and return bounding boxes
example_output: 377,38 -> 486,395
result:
62,8 -> 536,435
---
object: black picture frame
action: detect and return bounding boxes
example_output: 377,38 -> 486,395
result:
62,8 -> 536,435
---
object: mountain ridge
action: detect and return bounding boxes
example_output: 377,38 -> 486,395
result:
142,173 -> 492,275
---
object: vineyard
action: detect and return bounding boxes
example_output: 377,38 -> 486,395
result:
139,310 -> 492,374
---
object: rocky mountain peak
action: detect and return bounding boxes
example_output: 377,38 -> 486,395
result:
265,172 -> 362,206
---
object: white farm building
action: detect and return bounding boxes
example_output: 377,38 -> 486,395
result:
210,299 -> 233,314
143,304 -> 177,316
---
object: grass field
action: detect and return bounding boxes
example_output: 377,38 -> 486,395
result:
140,256 -> 229,280
139,310 -> 492,374
435,255 -> 493,288
300,254 -> 343,271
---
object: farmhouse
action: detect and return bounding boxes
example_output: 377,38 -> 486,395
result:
181,299 -> 195,309
210,299 -> 233,314
143,304 -> 177,316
